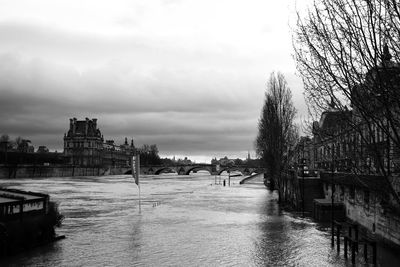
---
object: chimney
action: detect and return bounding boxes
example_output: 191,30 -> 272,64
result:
93,118 -> 97,128
85,117 -> 89,135
72,118 -> 77,134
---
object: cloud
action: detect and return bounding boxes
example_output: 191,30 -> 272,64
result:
0,50 -> 262,156
0,1 -> 306,161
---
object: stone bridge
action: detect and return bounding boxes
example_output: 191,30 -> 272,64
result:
124,164 -> 265,176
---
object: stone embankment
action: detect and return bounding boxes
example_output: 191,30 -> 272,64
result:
271,170 -> 400,246
239,173 -> 265,184
0,165 -> 130,179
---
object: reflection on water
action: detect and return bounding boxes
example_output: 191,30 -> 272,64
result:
0,173 -> 398,266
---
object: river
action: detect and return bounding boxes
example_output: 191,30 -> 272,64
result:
1,173 -> 399,266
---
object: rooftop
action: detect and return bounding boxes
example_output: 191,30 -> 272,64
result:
0,188 -> 48,201
0,196 -> 19,204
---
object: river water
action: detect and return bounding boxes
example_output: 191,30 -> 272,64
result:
1,173 -> 399,266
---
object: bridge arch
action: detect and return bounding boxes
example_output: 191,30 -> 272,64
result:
217,167 -> 245,176
185,166 -> 213,175
155,167 -> 176,175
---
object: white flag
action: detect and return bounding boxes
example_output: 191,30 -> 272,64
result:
132,155 -> 140,185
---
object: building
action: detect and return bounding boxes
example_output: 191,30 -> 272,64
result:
291,136 -> 314,170
310,46 -> 400,189
312,103 -> 353,173
303,47 -> 400,245
64,118 -> 104,166
102,138 -> 135,168
37,146 -> 49,153
63,118 -> 136,168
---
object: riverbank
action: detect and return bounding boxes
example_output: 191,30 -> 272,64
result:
239,173 -> 264,184
265,170 -> 400,265
0,164 -> 130,179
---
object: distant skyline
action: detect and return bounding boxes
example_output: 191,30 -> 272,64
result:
0,0 -> 308,163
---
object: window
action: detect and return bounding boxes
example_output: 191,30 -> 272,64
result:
377,126 -> 380,142
349,186 -> 355,200
364,190 -> 370,205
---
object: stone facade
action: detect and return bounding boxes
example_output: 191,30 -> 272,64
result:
305,104 -> 400,245
293,50 -> 400,245
63,118 -> 135,167
102,138 -> 135,168
320,173 -> 400,245
312,107 -> 354,173
64,118 -> 104,166
291,136 -> 314,170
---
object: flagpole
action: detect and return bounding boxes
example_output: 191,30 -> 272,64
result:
138,184 -> 141,213
132,153 -> 141,213
137,154 -> 141,213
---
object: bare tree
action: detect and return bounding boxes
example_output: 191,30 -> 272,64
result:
150,144 -> 159,155
0,134 -> 11,162
138,144 -> 161,165
15,136 -> 31,153
255,72 -> 297,194
293,0 -> 400,182
0,134 -> 10,149
0,134 -> 16,151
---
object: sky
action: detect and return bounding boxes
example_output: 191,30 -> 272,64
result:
0,0 -> 307,163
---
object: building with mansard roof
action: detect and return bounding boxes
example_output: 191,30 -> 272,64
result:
64,118 -> 104,166
292,45 -> 400,245
312,102 -> 353,173
63,118 -> 136,167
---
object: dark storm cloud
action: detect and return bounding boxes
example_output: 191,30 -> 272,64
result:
0,39 -> 262,156
0,1 -> 306,160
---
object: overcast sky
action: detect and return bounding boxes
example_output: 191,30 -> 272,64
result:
0,0 -> 307,163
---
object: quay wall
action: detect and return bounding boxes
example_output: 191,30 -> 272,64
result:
346,196 -> 400,246
322,180 -> 400,246
274,171 -> 400,245
275,171 -> 324,212
0,165 -> 130,179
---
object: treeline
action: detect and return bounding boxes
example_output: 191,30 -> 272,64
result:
0,134 -> 64,165
211,157 -> 263,167
137,144 -> 162,166
0,134 -> 35,153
